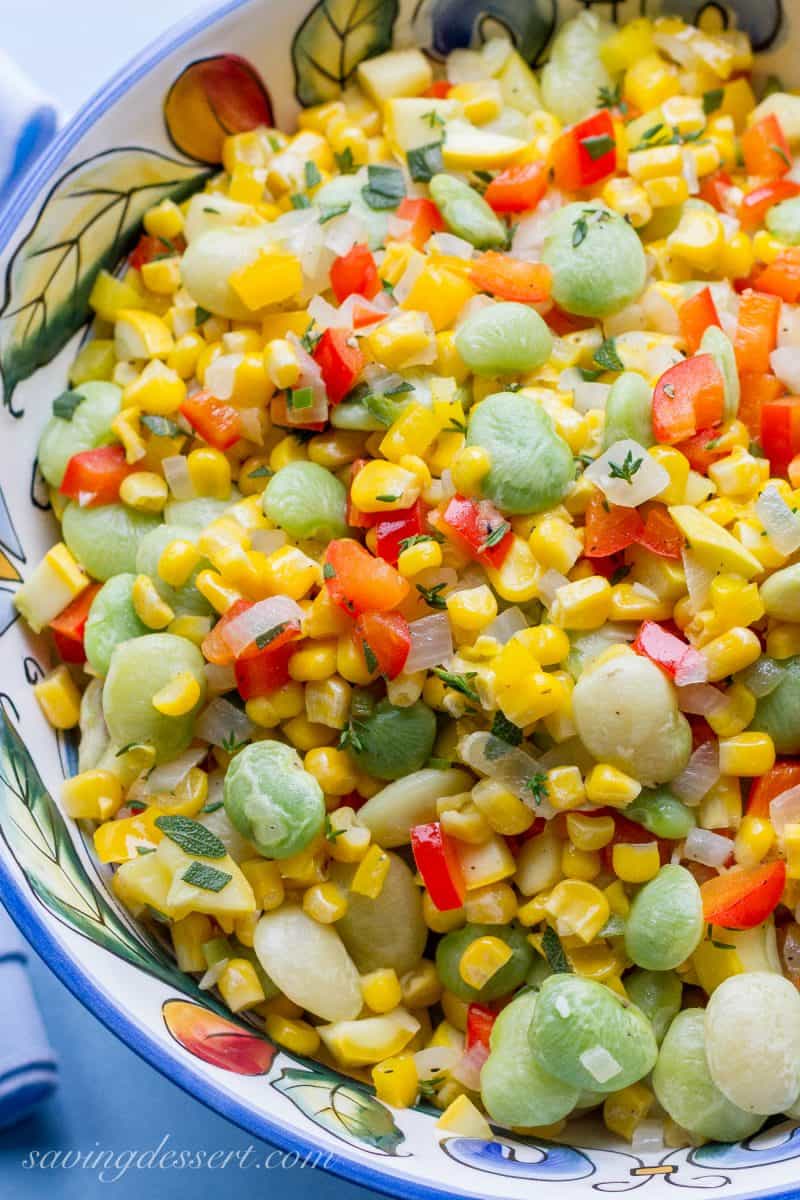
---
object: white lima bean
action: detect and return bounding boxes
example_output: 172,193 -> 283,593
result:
705,973 -> 800,1114
253,906 -> 362,1022
357,767 -> 471,846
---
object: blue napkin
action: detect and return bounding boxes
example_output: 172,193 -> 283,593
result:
0,49 -> 59,197
0,905 -> 59,1127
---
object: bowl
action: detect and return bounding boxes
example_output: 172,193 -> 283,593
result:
0,1 -> 799,1196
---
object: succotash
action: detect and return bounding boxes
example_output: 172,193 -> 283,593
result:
20,9 -> 800,1148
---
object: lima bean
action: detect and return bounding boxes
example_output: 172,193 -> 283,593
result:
164,495 -> 237,529
625,969 -> 682,1044
602,373 -> 654,449
530,974 -> 657,1092
455,304 -> 553,377
572,652 -> 692,785
540,13 -> 613,126
348,699 -> 437,781
542,203 -> 646,318
466,391 -> 573,514
135,523 -> 212,617
624,787 -> 696,840
180,225 -> 274,320
751,655 -> 800,752
62,503 -> 161,581
329,854 -> 427,975
760,564 -> 800,621
253,906 -> 362,1021
103,633 -> 206,763
481,991 -> 580,1127
84,573 -> 149,676
356,767 -> 472,847
767,195 -> 800,244
37,381 -> 122,487
429,174 -> 507,250
625,866 -> 703,971
436,923 -> 534,1002
700,325 -> 739,420
263,460 -> 348,541
77,677 -> 109,772
705,973 -> 800,1114
653,1009 -> 765,1142
223,741 -> 325,859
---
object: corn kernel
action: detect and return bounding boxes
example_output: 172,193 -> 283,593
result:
187,447 -> 232,500
545,879 -> 610,944
707,681 -> 756,738
397,539 -> 443,576
119,470 -> 169,513
667,208 -> 725,272
561,842 -> 602,881
440,803 -> 491,844
288,639 -> 337,682
351,844 -> 391,898
265,1013 -> 321,1056
734,814 -> 775,866
241,859 -> 285,910
304,746 -> 358,795
612,841 -> 661,883
151,671 -> 201,716
567,813 -> 615,852
586,764 -> 641,807
702,627 -> 761,681
303,880 -> 348,923
33,665 -> 82,730
718,732 -> 775,776
132,573 -> 174,629
603,1082 -> 654,1142
643,175 -> 690,208
471,778 -> 534,836
546,765 -> 586,812
327,808 -> 372,863
463,881 -> 518,924
784,824 -> 800,879
362,968 -> 403,1014
283,714 -> 337,751
62,769 -> 123,821
601,176 -> 652,227
450,446 -> 491,496
550,576 -> 612,630
458,935 -> 512,990
144,198 -> 184,240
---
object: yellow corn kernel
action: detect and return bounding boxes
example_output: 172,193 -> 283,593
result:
140,254 -> 181,295
517,625 -> 570,669
302,590 -> 352,642
667,208 -> 725,272
719,231 -> 754,281
463,881 -> 518,925
609,582 -> 674,622
709,574 -> 764,630
561,842 -> 601,882
472,778 -> 534,836
709,447 -> 768,498
603,1082 -> 654,1142
372,1054 -> 419,1108
458,935 -> 512,990
450,446 -> 491,497
550,576 -> 612,630
612,841 -> 661,883
171,913 -> 213,972
304,677 -> 351,731
624,53 -> 680,111
361,968 -> 403,1014
734,814 -> 775,867
440,803 -> 491,845
282,714 -> 337,752
263,337 -> 300,389
303,880 -> 348,924
351,844 -> 391,899
62,769 -> 123,821
495,663 -> 568,728
151,671 -> 201,717
436,1094 -> 493,1139
335,634 -> 375,686
400,959 -> 442,1009
33,665 -> 82,730
648,445 -> 690,504
265,1013 -> 321,1056
545,879 -> 610,945
119,470 -> 168,513
699,775 -> 742,832
241,859 -> 285,911
195,570 -> 242,614
229,249 -> 303,311
263,545 -> 321,600
753,229 -> 785,265
131,573 -> 174,629
327,808 -> 371,863
546,764 -> 586,812
186,447 -> 232,500
585,764 -> 641,808
445,585 -> 498,633
604,879 -> 630,918
110,406 -> 146,464
157,538 -> 201,589
627,143 -> 684,183
286,640 -> 336,684
567,813 -> 615,852
528,516 -> 583,575
123,361 -> 185,419
702,626 -> 761,681
397,538 -> 442,577
379,402 -> 442,463
643,175 -> 690,209
707,681 -> 756,738
601,176 -> 652,227
784,824 -> 800,880
517,892 -> 551,926
767,623 -> 800,660
269,435 -> 307,473
718,732 -> 775,777
304,746 -> 358,796
144,198 -> 184,240
363,311 -> 436,372
483,534 -> 540,604
154,766 -> 208,818
350,459 -> 420,512
308,430 -> 368,472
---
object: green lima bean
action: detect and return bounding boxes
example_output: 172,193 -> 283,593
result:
62,503 -> 160,581
84,573 -> 149,676
436,923 -> 533,1002
602,373 -> 654,449
429,174 -> 507,249
455,304 -> 553,377
37,381 -> 122,487
467,391 -> 573,514
751,655 -> 800,752
542,203 -> 646,319
624,865 -> 703,971
263,460 -> 348,541
224,741 -> 325,859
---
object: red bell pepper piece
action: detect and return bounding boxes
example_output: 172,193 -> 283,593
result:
354,610 -> 411,679
375,500 -> 424,565
738,180 -> 800,229
234,624 -> 302,699
761,395 -> 800,468
423,81 -> 452,99
129,234 -> 184,270
700,861 -> 787,930
754,248 -> 800,304
741,114 -> 791,179
394,197 -> 445,250
652,354 -> 726,444
679,287 -> 720,355
735,289 -> 781,374
633,620 -> 706,683
411,821 -> 466,911
698,169 -> 734,212
484,162 -> 549,213
551,109 -> 617,190
738,372 -> 786,439
468,253 -> 552,304
323,538 -> 409,616
312,328 -> 363,406
636,505 -> 683,559
583,491 -> 644,557
180,390 -> 243,450
675,427 -> 729,474
466,1003 -> 496,1051
330,243 -> 380,303
747,760 -> 800,819
49,583 -> 101,663
440,495 -> 513,569
201,598 -> 253,666
60,444 -> 132,507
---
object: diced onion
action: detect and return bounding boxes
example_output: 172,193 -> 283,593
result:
199,958 -> 229,990
770,785 -> 800,837
684,827 -> 732,867
631,1119 -> 665,1153
387,214 -> 413,241
455,294 -> 494,328
579,1045 -> 621,1084
737,657 -> 785,698
221,596 -> 304,657
484,606 -> 527,645
771,346 -> 800,394
323,210 -> 368,256
671,740 -> 720,805
414,1045 -> 460,1081
719,213 -> 740,241
162,455 -> 195,500
755,484 -> 800,556
446,48 -> 487,83
286,333 -> 329,423
426,233 -> 474,260
643,288 -> 681,335
450,1043 -> 488,1091
146,746 -> 207,795
195,698 -> 254,748
673,649 -> 709,687
584,439 -> 670,508
238,407 -> 263,444
204,353 -> 242,401
459,731 -> 553,815
682,148 -> 700,195
573,380 -> 611,414
251,528 -> 287,556
682,548 -> 714,611
204,662 -> 237,695
404,613 -> 454,674
394,255 -> 426,305
510,190 -> 563,261
537,569 -> 569,608
677,682 -> 726,716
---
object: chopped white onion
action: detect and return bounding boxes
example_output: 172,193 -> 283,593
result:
393,254 -> 426,305
681,148 -> 700,195
146,746 -> 207,794
451,1043 -> 488,1091
198,958 -> 229,991
204,662 -> 237,695
484,606 -> 527,645
426,232 -> 474,260
642,287 -> 681,335
684,827 -> 732,867
162,455 -> 195,500
770,785 -> 800,837
455,293 -> 494,328
404,613 -> 454,674
537,569 -> 570,609
579,1045 -> 621,1085
573,380 -> 611,414
387,214 -> 413,241
672,740 -> 720,805
510,190 -> 563,261
631,582 -> 660,603
459,731 -> 553,815
779,303 -> 800,348
204,353 -> 242,401
323,210 -> 368,256
682,548 -> 714,611
413,1045 -> 461,1081
446,48 -> 487,83
585,439 -> 670,508
221,596 -> 304,657
737,657 -> 785,698
677,683 -> 726,716
195,698 -> 254,748
238,407 -> 263,445
755,484 -> 800,556
719,213 -> 741,242
631,1119 -> 665,1153
250,528 -> 287,556
771,346 -> 800,394
673,648 -> 709,687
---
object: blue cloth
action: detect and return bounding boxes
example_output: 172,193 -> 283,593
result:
0,49 -> 58,197
0,908 -> 58,1128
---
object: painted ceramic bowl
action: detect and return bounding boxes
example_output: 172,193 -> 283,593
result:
0,1 -> 799,1197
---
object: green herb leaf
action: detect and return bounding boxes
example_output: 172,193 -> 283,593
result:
446,417 -> 467,434
52,389 -> 83,420
288,386 -> 313,410
578,366 -> 603,382
432,668 -> 479,702
572,216 -> 588,248
323,561 -> 336,579
422,110 -> 445,129
771,143 -> 792,168
480,521 -> 510,551
325,814 -> 346,841
361,639 -> 378,674
597,82 -> 624,111
381,278 -> 395,295
194,305 -> 212,325
201,799 -> 224,814
305,161 -> 322,190
490,711 -> 522,746
416,581 -> 447,610
542,926 -> 571,973
339,720 -> 367,754
154,815 -> 226,858
398,533 -> 442,552
291,193 -> 311,210
384,379 -> 414,397
610,563 -> 632,586
319,202 -> 351,224
407,142 -> 444,183
375,493 -> 400,502
300,325 -> 321,354
220,732 -> 248,755
334,147 -> 356,174
703,88 -> 724,116
181,861 -> 232,892
136,845 -> 156,855
248,465 -> 274,479
594,337 -> 625,372
581,133 -> 615,161
607,448 -> 643,484
255,621 -> 289,649
362,165 -> 405,211
526,773 -> 549,806
141,413 -> 180,438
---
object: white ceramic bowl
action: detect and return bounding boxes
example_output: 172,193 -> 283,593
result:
1,2 -> 799,1197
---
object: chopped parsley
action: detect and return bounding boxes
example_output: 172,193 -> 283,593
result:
526,773 -> 549,805
288,386 -> 313,410
290,192 -> 311,209
361,639 -> 378,674
319,202 -> 351,224
305,161 -> 321,190
301,325 -> 321,354
362,164 -> 405,211
325,815 -> 346,841
594,337 -> 624,372
480,521 -> 510,551
248,465 -> 273,480
339,720 -> 368,754
572,215 -> 589,248
432,668 -> 479,702
703,88 -> 724,115
542,926 -> 571,973
255,621 -> 289,650
323,561 -> 336,579
422,110 -> 445,129
398,533 -> 442,552
194,305 -> 212,325
416,581 -> 447,610
407,142 -> 444,183
597,82 -> 625,113
141,413 -> 180,438
610,563 -> 632,586
581,133 -> 615,161
375,493 -> 401,502
446,417 -> 467,434
490,711 -> 522,746
607,448 -> 643,484
201,799 -> 224,814
52,390 -> 83,420
334,147 -> 356,174
220,732 -> 249,755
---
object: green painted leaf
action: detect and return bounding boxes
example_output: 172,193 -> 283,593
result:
292,0 -> 399,107
0,148 -> 210,414
272,1067 -> 406,1155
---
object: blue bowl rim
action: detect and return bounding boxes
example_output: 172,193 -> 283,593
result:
0,4 -> 799,1198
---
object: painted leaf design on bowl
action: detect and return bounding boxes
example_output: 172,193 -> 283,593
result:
0,148 -> 210,414
163,55 -> 274,164
163,999 -> 276,1075
411,0 -> 556,64
292,0 -> 399,107
273,1066 -> 406,1155
0,484 -> 24,639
